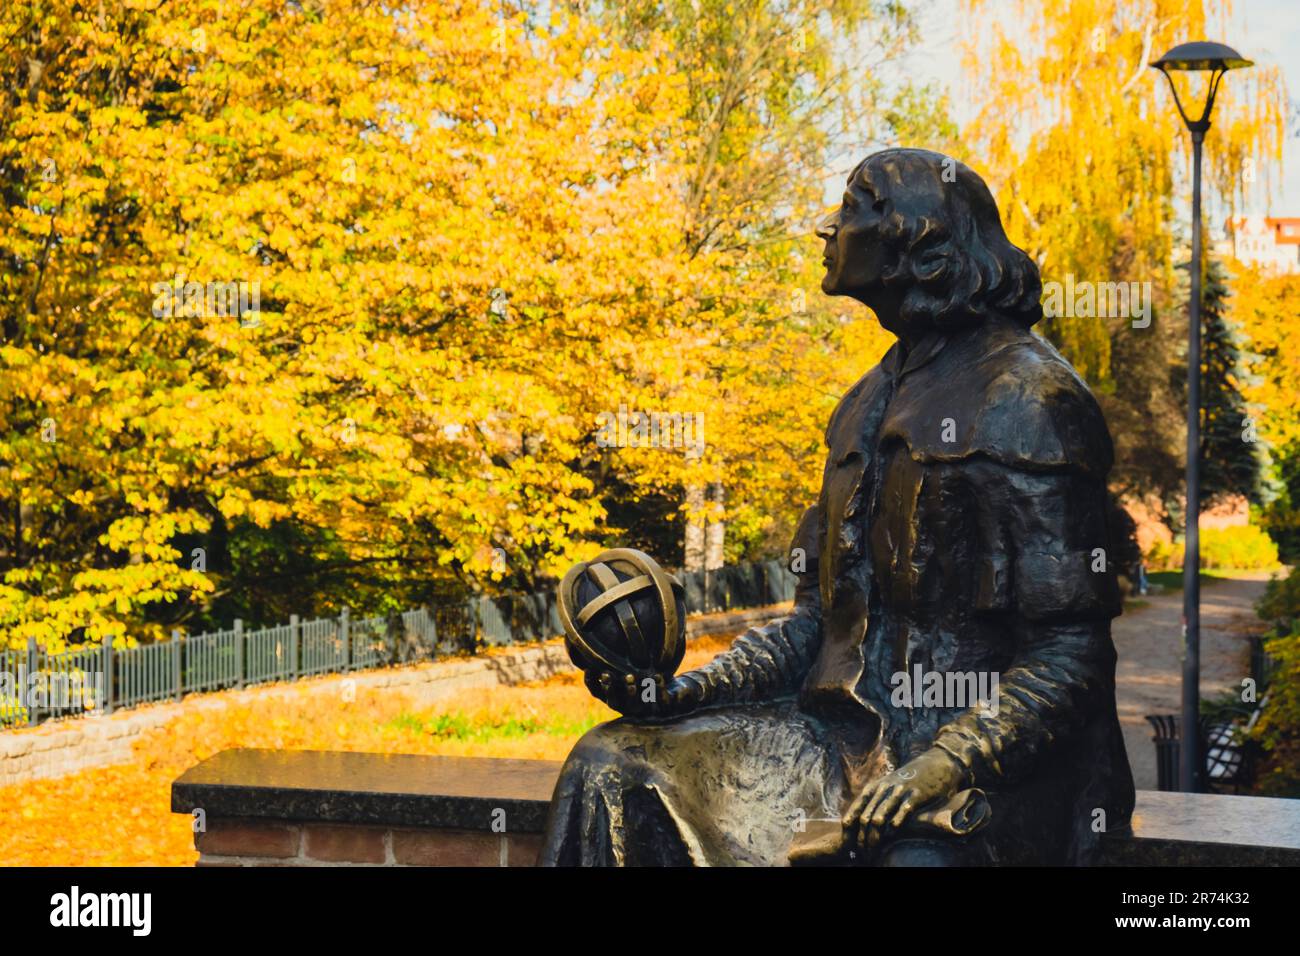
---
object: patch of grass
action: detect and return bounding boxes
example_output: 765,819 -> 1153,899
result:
385,708 -> 602,743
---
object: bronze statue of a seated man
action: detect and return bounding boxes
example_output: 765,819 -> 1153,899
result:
540,148 -> 1135,867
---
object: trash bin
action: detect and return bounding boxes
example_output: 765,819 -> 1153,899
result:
1145,714 -> 1181,792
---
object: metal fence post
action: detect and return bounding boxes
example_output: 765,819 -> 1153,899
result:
469,597 -> 483,649
172,629 -> 183,702
234,619 -> 244,690
102,636 -> 115,715
25,637 -> 38,727
341,607 -> 351,672
290,614 -> 300,680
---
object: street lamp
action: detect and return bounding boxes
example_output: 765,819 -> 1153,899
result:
1150,41 -> 1253,793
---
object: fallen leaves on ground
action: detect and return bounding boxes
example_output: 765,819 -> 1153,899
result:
0,633 -> 735,865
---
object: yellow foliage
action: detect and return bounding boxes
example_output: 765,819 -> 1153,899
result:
1,0 -> 885,647
959,0 -> 1286,385
1229,263 -> 1300,452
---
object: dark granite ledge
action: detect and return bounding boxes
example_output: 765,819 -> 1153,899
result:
173,749 -> 1300,863
171,749 -> 563,832
1101,790 -> 1300,866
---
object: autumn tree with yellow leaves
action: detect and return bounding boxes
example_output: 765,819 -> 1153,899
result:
1,0 -> 701,646
958,0 -> 1286,524
0,0 -> 914,647
588,0 -> 937,569
1231,264 -> 1300,560
2,0 -> 1293,650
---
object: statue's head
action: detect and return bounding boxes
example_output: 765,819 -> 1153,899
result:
816,148 -> 1042,338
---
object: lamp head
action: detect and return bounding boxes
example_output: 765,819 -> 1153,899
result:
1150,41 -> 1253,132
1151,40 -> 1253,72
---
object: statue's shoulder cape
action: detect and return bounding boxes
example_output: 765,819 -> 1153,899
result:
876,320 -> 1114,480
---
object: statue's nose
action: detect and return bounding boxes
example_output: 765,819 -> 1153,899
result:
814,211 -> 837,241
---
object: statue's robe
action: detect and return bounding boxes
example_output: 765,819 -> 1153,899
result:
540,316 -> 1136,866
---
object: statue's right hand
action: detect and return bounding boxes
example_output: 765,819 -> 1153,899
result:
583,670 -> 702,721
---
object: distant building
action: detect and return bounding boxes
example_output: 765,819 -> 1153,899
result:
1223,215 -> 1300,273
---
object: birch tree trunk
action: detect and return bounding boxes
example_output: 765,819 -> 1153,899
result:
683,483 -> 706,572
704,481 -> 725,570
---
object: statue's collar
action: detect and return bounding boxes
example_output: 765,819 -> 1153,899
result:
881,328 -> 948,380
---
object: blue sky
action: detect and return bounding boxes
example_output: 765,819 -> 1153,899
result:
877,0 -> 1299,220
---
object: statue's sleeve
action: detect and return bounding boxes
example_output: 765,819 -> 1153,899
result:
678,505 -> 823,707
930,461 -> 1121,787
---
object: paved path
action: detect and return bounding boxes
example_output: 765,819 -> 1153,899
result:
1114,573 -> 1274,790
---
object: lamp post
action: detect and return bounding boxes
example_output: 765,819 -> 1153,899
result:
1150,41 -> 1253,793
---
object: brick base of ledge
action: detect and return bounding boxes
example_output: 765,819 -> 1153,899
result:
195,818 -> 542,867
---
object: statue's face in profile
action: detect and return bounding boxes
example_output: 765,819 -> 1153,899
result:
814,148 -> 1043,337
816,167 -> 894,302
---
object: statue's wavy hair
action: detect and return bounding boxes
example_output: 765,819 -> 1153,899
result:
854,148 -> 1043,330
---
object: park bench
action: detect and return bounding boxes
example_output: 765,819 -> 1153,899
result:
1146,712 -> 1263,794
1145,634 -> 1277,794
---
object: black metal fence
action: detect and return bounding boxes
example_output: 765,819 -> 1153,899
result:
1,560 -> 796,730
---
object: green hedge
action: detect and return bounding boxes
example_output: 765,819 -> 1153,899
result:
1144,524 -> 1281,571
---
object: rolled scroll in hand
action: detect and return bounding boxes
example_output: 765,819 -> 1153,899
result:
787,788 -> 991,866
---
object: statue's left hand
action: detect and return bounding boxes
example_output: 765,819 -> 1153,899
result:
583,670 -> 701,721
841,748 -> 966,852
